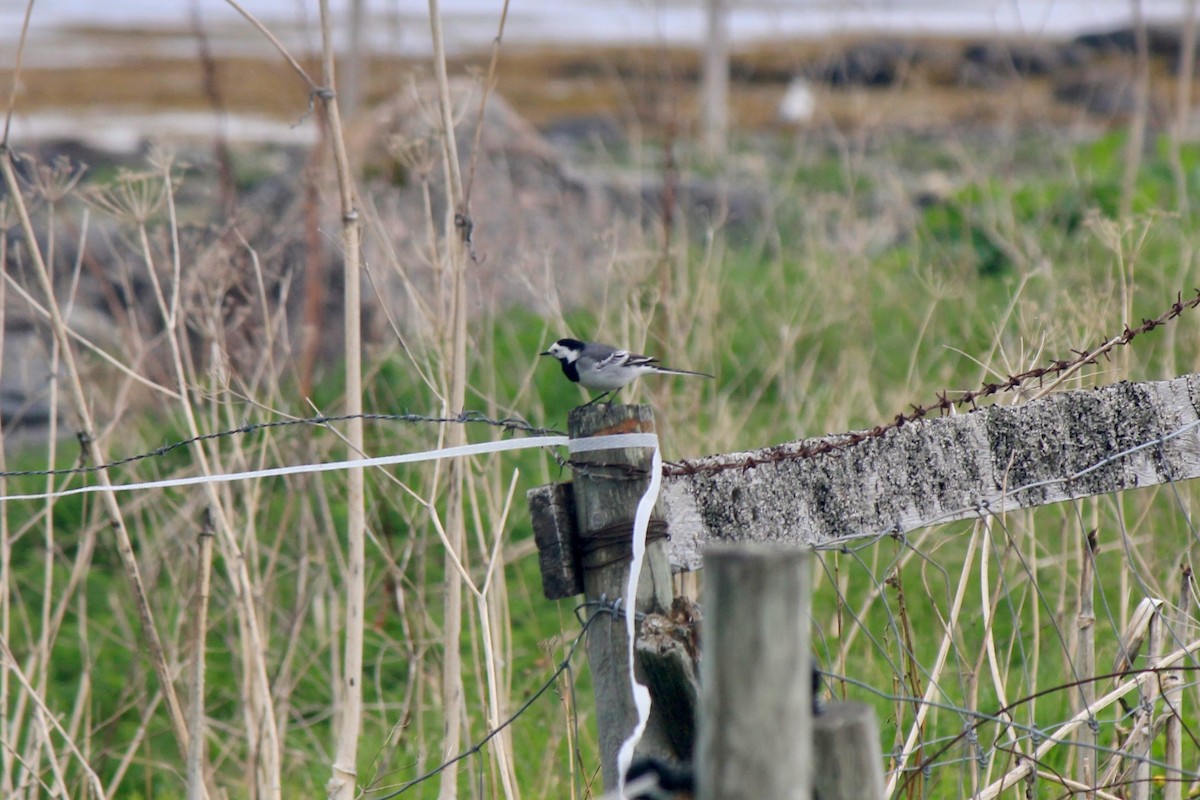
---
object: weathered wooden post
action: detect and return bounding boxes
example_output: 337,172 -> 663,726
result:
699,544 -> 812,800
812,703 -> 887,800
529,403 -> 677,788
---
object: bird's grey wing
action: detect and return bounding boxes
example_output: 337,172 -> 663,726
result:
592,349 -> 630,370
623,351 -> 660,368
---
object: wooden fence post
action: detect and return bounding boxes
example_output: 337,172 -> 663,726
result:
812,703 -> 887,800
568,404 -> 676,788
699,544 -> 811,800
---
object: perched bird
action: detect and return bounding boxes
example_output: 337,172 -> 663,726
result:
539,338 -> 713,404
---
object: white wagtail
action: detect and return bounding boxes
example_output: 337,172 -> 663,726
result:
539,337 -> 713,404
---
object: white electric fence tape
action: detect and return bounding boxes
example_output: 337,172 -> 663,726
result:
614,440 -> 661,800
1,435 -> 573,503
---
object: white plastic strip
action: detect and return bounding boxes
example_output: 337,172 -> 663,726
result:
615,438 -> 662,798
0,432 -> 664,506
567,432 -> 660,454
1,433 -> 602,503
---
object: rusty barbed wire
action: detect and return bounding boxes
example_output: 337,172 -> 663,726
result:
663,288 -> 1200,477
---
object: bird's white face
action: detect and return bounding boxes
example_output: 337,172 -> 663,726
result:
544,341 -> 581,362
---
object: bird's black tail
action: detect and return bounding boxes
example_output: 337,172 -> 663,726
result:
657,367 -> 715,379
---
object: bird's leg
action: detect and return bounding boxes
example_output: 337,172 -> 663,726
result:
582,390 -> 614,408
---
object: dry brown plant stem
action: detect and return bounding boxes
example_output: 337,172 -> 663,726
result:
884,525 -> 979,799
0,263 -> 180,399
462,0 -> 511,207
1075,528 -> 1098,796
1169,0 -> 1198,214
0,221 -> 10,798
137,162 -> 277,798
425,1 -> 472,798
0,147 -> 191,755
1,0 -> 35,143
187,515 -> 215,800
0,638 -> 105,797
222,0 -> 320,91
975,516 -> 1026,791
314,1 -> 368,798
1162,569 -> 1190,800
976,637 -> 1200,799
1119,0 -> 1150,221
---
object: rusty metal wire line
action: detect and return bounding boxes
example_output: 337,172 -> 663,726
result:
664,288 -> 1200,477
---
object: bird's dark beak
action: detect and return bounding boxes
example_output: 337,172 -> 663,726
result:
539,350 -> 552,357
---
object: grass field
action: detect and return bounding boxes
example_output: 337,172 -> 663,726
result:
5,9 -> 1200,800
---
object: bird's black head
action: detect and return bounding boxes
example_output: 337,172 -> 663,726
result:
539,338 -> 586,363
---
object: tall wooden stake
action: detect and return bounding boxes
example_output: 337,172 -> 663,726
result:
568,404 -> 675,789
699,544 -> 811,800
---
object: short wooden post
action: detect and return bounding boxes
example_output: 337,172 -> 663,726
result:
699,544 -> 811,800
812,703 -> 886,800
636,603 -> 702,760
568,404 -> 675,789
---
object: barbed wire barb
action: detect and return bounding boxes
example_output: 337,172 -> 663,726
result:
666,286 -> 1200,477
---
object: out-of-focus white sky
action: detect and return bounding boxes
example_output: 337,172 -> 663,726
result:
0,0 -> 1191,58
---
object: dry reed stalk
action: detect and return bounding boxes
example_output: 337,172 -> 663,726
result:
1136,607 -> 1164,800
65,665 -> 93,799
1161,566 -> 1190,800
0,638 -> 105,796
14,176 -> 91,790
103,690 -> 164,800
1168,0 -> 1198,214
103,160 -> 280,797
883,525 -> 980,800
1033,770 -> 1123,800
470,470 -> 520,800
18,179 -> 63,794
0,149 -> 190,756
187,513 -> 215,800
977,634 -> 1200,800
0,216 -> 10,797
38,707 -> 68,795
1076,528 -> 1098,796
1119,0 -> 1151,223
1101,598 -> 1163,800
223,0 -> 319,90
423,0 -> 472,797
975,517 -> 1026,793
310,0 -> 368,795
